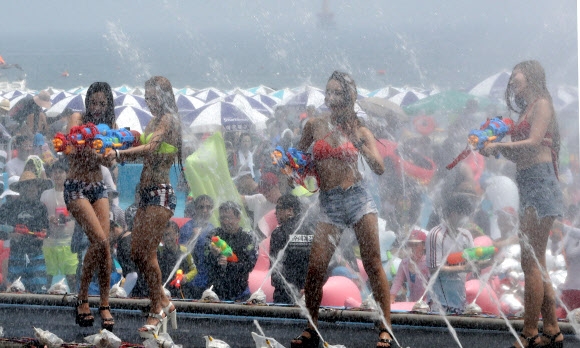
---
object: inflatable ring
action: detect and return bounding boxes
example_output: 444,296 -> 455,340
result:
413,115 -> 437,136
376,139 -> 436,185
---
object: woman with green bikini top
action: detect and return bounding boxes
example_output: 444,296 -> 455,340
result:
106,76 -> 183,339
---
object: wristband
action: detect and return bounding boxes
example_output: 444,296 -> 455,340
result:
114,149 -> 120,160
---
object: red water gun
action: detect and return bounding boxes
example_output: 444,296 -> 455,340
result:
271,146 -> 318,192
15,224 -> 46,239
53,123 -> 104,154
170,269 -> 184,288
211,236 -> 239,262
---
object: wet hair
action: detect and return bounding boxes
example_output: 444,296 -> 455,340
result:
276,194 -> 302,215
219,201 -> 242,218
326,71 -> 362,130
45,157 -> 69,176
14,134 -> 32,147
441,193 -> 475,218
144,76 -> 184,174
505,60 -> 560,164
184,194 -> 215,217
84,82 -> 115,127
328,71 -> 357,107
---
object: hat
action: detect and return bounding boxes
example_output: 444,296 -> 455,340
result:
33,90 -> 52,109
9,170 -> 53,193
0,176 -> 20,199
33,133 -> 45,147
258,172 -> 279,194
408,229 -> 427,243
0,99 -> 9,111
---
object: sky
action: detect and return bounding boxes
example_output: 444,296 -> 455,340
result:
0,0 -> 577,91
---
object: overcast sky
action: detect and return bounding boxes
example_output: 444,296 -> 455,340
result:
1,1 -> 577,90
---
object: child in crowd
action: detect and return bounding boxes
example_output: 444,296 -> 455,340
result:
41,159 -> 78,291
426,193 -> 477,314
0,171 -> 51,293
390,229 -> 429,303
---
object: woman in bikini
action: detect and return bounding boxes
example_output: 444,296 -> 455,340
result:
481,60 -> 563,348
107,76 -> 182,339
65,82 -> 115,331
291,71 -> 394,348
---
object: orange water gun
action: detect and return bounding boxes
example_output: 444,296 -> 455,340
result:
14,224 -> 46,239
170,269 -> 184,288
446,246 -> 497,266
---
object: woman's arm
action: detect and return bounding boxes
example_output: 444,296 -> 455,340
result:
354,127 -> 385,175
110,116 -> 171,161
297,118 -> 315,152
482,99 -> 553,157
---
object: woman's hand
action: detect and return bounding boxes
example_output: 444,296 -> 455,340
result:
479,142 -> 500,157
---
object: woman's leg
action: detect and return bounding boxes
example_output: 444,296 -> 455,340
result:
91,199 -> 112,320
131,205 -> 173,326
67,198 -> 110,319
292,222 -> 341,342
353,213 -> 392,342
517,207 -> 557,346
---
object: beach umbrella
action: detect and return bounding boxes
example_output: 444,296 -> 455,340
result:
8,94 -> 31,108
114,85 -> 132,94
227,87 -> 254,97
175,94 -> 205,113
403,90 -> 492,116
223,94 -> 273,117
114,105 -> 152,133
552,84 -> 578,111
191,88 -> 225,103
368,86 -> 402,99
175,87 -> 197,96
268,88 -> 295,104
469,71 -> 511,100
46,94 -> 85,117
388,90 -> 427,107
246,85 -> 275,96
284,87 -> 326,109
358,97 -> 408,125
2,90 -> 26,100
251,94 -> 279,109
114,94 -> 148,109
183,101 -> 269,133
50,91 -> 73,104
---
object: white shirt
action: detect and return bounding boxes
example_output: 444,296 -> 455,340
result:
41,188 -> 75,247
5,157 -> 26,177
244,193 -> 275,230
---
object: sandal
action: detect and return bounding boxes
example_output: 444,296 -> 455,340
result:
509,333 -> 541,348
290,327 -> 320,348
138,310 -> 167,340
74,299 -> 94,327
162,301 -> 177,330
99,306 -> 115,332
541,331 -> 563,348
377,328 -> 393,347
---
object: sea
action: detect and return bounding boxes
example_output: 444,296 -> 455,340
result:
2,26 -> 578,93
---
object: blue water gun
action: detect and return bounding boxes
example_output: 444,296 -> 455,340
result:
446,116 -> 514,170
271,146 -> 317,191
91,124 -> 141,154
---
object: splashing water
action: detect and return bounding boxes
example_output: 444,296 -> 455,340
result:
104,21 -> 151,84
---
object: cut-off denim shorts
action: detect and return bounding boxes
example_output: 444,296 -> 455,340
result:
318,181 -> 378,229
515,162 -> 563,219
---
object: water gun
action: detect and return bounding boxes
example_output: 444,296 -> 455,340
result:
271,146 -> 318,192
53,123 -> 106,154
446,116 -> 514,170
0,224 -> 47,240
211,236 -> 238,262
446,246 -> 498,266
170,269 -> 184,288
92,125 -> 141,154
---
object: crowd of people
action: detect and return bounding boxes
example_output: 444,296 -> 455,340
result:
0,60 -> 577,347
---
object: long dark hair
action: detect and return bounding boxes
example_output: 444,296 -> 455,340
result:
505,60 -> 560,159
144,76 -> 183,172
84,82 -> 116,127
326,71 -> 362,131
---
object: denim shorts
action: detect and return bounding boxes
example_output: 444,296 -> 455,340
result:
64,180 -> 108,205
516,162 -> 563,219
318,181 -> 377,229
138,184 -> 177,213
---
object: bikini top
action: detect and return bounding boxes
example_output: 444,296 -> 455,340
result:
139,132 -> 177,154
510,99 -> 559,178
312,130 -> 358,162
